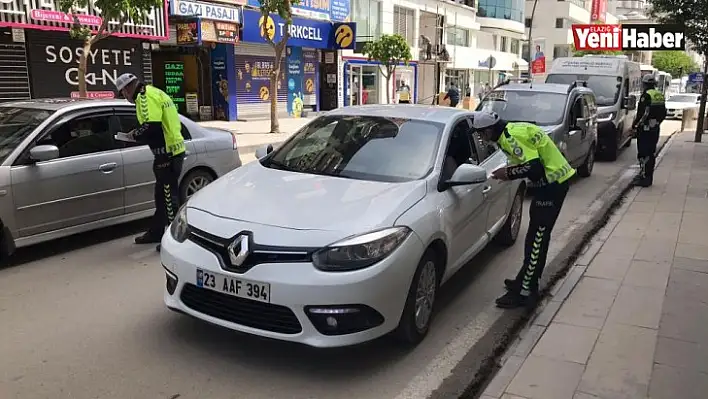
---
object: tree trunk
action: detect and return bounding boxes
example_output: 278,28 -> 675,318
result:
695,60 -> 708,142
78,39 -> 92,98
385,76 -> 391,105
270,47 -> 283,133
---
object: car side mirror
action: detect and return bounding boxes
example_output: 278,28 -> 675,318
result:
254,144 -> 274,159
29,145 -> 59,162
575,118 -> 587,130
445,164 -> 488,187
625,95 -> 637,110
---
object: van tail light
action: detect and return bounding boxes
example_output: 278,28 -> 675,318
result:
231,132 -> 238,150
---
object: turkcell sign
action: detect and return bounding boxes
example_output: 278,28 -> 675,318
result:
170,0 -> 241,23
241,9 -> 331,49
572,24 -> 685,51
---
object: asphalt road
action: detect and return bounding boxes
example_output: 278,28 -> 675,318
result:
0,121 -> 680,399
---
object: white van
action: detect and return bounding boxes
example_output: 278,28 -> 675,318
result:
546,56 -> 641,161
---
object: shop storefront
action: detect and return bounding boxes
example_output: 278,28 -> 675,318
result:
343,58 -> 418,105
238,9 -> 354,118
163,0 -> 242,120
0,0 -> 167,101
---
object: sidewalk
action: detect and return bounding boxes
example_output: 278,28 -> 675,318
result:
198,117 -> 312,156
482,130 -> 708,399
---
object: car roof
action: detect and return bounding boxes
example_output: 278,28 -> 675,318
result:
325,104 -> 469,124
0,98 -> 131,111
495,83 -> 585,95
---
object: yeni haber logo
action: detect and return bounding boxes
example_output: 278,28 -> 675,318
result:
572,24 -> 685,51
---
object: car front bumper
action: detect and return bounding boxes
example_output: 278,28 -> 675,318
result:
161,230 -> 425,348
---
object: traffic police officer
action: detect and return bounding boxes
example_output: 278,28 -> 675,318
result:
115,73 -> 186,251
631,74 -> 666,187
471,111 -> 575,308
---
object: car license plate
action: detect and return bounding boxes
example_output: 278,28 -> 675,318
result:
196,268 -> 270,303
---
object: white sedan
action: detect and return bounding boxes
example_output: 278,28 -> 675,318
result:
161,106 -> 525,348
665,93 -> 701,119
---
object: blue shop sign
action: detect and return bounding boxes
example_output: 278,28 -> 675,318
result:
246,0 -> 350,22
242,9 -> 331,49
170,0 -> 241,23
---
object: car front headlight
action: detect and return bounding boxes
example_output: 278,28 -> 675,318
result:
312,227 -> 412,272
597,112 -> 614,122
170,205 -> 190,243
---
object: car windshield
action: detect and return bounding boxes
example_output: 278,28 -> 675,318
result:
668,95 -> 699,103
546,74 -> 622,106
263,115 -> 443,183
477,90 -> 567,125
0,107 -> 54,163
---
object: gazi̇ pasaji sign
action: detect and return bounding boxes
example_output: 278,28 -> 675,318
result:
572,24 -> 685,51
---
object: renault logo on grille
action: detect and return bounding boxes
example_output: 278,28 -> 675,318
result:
227,234 -> 250,267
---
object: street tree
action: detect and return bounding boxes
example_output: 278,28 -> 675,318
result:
651,51 -> 699,78
59,0 -> 162,98
649,0 -> 708,141
363,34 -> 412,104
257,0 -> 300,133
571,44 -> 622,57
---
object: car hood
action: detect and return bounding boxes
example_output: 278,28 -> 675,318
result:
666,101 -> 697,110
186,161 -> 428,232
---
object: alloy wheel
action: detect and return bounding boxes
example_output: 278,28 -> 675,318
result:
186,176 -> 211,199
509,193 -> 523,240
414,261 -> 437,331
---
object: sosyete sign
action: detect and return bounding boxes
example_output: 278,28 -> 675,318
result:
241,10 -> 331,49
170,0 -> 241,23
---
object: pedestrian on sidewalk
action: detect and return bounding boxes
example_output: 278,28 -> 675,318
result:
631,74 -> 667,187
444,82 -> 460,107
471,111 -> 575,308
114,73 -> 186,252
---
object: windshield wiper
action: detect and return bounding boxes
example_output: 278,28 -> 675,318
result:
265,159 -> 297,172
507,120 -> 540,124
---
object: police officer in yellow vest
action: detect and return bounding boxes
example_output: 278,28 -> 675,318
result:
115,73 -> 186,251
471,111 -> 575,308
631,74 -> 666,187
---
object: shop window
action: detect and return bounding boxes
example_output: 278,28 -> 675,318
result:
446,27 -> 470,47
521,43 -> 530,62
524,18 -> 532,28
352,0 -> 382,41
393,6 -> 416,48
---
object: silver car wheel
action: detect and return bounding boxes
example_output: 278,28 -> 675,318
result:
510,193 -> 523,240
414,261 -> 437,331
186,176 -> 211,198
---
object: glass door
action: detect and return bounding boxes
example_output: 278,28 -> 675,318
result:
348,65 -> 363,106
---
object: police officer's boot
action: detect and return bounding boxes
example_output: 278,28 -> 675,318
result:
495,290 -> 539,309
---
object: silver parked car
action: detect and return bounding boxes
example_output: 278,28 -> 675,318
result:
0,98 -> 241,258
161,105 -> 525,347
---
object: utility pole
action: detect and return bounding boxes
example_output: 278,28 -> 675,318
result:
527,0 -> 539,78
695,59 -> 707,142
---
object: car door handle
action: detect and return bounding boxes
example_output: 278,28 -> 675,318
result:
98,162 -> 118,173
482,185 -> 492,195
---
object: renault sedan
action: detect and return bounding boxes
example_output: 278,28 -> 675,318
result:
161,106 -> 525,348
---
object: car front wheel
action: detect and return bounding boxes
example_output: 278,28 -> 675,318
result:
395,249 -> 440,346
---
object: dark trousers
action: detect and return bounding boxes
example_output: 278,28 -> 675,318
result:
450,100 -> 459,107
636,127 -> 660,185
148,155 -> 184,235
513,181 -> 569,295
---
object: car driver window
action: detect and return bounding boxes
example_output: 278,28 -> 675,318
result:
442,120 -> 475,181
570,98 -> 583,128
39,115 -> 117,159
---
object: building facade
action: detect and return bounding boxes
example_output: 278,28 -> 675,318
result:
475,0 -> 527,89
524,0 -> 618,80
344,0 -> 488,107
0,0 -> 167,102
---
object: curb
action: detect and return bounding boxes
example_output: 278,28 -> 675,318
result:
425,131 -> 680,399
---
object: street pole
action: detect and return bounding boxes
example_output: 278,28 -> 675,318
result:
695,59 -> 708,142
527,0 -> 539,78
